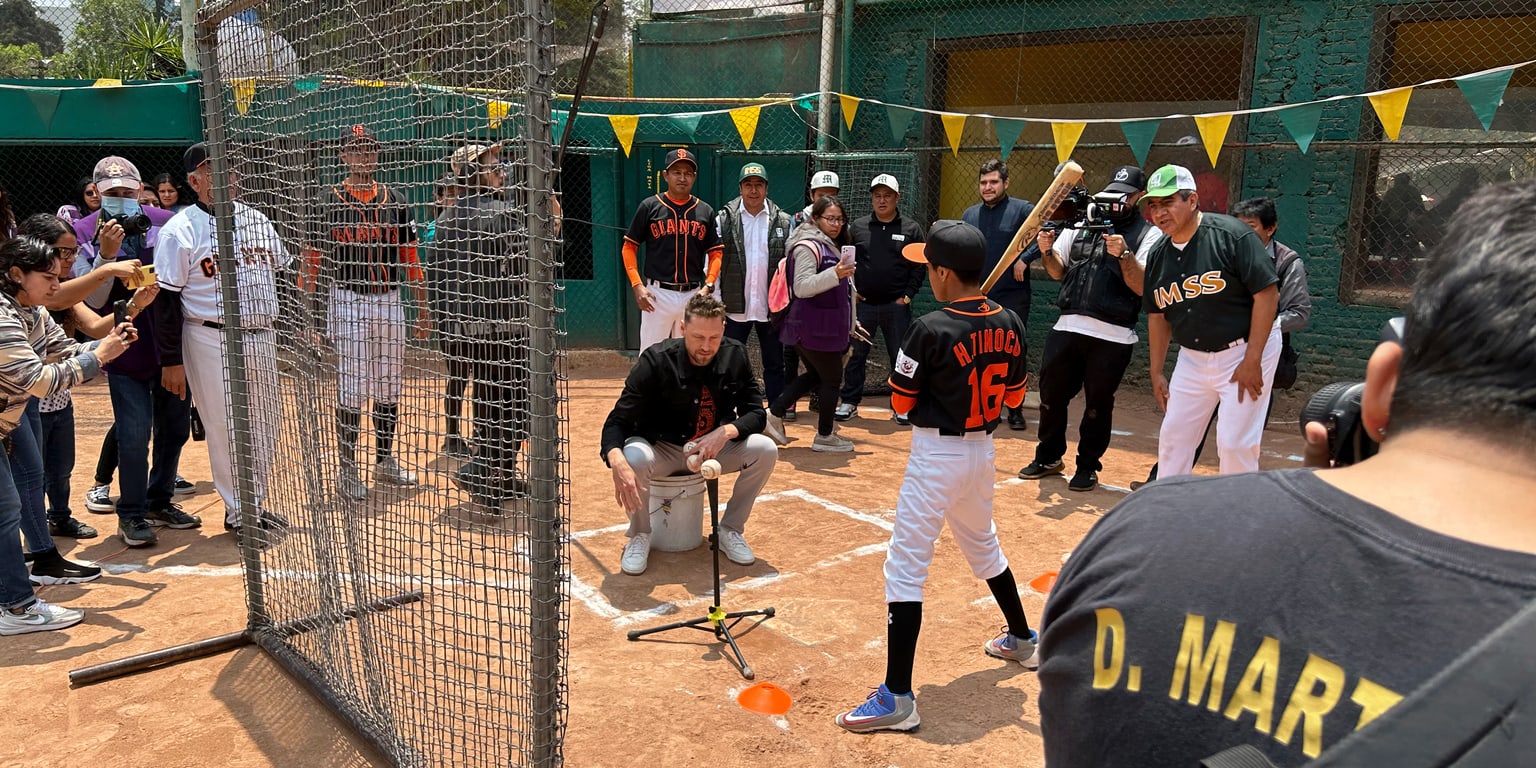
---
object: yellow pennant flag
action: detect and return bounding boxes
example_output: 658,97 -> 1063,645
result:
609,115 -> 639,157
1193,113 -> 1233,167
941,113 -> 966,156
233,79 -> 255,116
488,100 -> 510,129
1368,87 -> 1414,141
92,78 -> 122,88
730,106 -> 761,150
1051,121 -> 1086,164
839,94 -> 860,130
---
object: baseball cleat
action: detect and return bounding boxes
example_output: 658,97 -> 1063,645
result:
1017,460 -> 1064,480
835,684 -> 920,733
984,628 -> 1039,670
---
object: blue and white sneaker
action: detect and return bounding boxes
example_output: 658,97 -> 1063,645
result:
834,684 -> 919,733
984,627 -> 1039,670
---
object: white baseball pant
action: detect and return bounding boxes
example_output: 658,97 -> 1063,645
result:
638,283 -> 696,352
884,428 -> 1010,604
182,323 -> 280,526
1157,324 -> 1283,477
330,287 -> 405,409
620,434 -> 778,537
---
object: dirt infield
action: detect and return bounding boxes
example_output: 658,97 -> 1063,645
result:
0,359 -> 1307,768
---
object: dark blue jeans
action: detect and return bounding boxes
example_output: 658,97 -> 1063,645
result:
0,454 -> 36,611
840,301 -> 911,405
725,319 -> 785,404
108,373 -> 191,521
41,403 -> 75,522
8,400 -> 49,553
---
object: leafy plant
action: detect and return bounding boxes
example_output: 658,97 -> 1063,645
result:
123,16 -> 181,80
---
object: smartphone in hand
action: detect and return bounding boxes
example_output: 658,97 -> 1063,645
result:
840,245 -> 856,265
113,300 -> 129,326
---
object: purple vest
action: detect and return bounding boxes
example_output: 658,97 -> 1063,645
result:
778,240 -> 852,353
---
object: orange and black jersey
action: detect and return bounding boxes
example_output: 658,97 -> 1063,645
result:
308,182 -> 420,291
888,296 -> 1029,434
623,193 -> 723,285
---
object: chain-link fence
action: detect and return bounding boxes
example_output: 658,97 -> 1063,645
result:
188,0 -> 565,765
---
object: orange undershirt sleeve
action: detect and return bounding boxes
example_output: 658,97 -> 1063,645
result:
622,241 -> 642,287
705,246 -> 723,285
401,245 -> 424,282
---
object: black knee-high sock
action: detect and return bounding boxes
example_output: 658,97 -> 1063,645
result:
374,402 -> 399,461
986,567 -> 1033,640
445,376 -> 466,437
884,602 -> 922,695
337,406 -> 361,467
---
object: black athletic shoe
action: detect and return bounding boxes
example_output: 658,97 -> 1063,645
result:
1007,409 -> 1027,431
28,547 -> 101,585
146,503 -> 202,529
1017,460 -> 1064,480
119,517 -> 158,547
1068,469 -> 1099,492
442,435 -> 472,458
48,516 -> 98,539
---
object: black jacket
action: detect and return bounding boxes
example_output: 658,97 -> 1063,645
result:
848,213 -> 926,304
600,337 -> 766,463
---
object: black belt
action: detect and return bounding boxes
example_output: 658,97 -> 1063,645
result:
338,284 -> 396,295
653,280 -> 701,292
939,427 -> 995,437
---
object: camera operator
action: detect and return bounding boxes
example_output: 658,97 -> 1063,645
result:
1037,180 -> 1536,767
1016,166 -> 1160,492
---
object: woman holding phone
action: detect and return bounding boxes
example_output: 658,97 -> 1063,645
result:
762,195 -> 858,452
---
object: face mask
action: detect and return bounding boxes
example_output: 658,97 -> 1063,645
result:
99,195 -> 143,219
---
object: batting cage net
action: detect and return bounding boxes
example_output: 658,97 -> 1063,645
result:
190,1 -> 565,766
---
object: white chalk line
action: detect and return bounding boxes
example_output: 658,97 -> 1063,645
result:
99,562 -> 529,591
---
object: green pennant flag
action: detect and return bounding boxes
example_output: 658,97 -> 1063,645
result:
1455,68 -> 1514,131
1120,119 -> 1161,167
994,118 -> 1025,162
797,96 -> 816,111
26,89 -> 60,130
552,110 -> 568,144
887,105 -> 917,145
667,113 -> 702,141
1277,102 -> 1325,154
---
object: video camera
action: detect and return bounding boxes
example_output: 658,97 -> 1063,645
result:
1043,187 -> 1128,235
1297,317 -> 1405,465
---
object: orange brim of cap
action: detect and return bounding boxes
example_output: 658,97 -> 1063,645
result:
901,241 -> 930,264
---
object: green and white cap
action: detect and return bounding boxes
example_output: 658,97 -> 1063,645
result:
739,162 -> 768,182
1142,165 -> 1197,199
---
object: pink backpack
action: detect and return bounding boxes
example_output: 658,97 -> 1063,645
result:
767,254 -> 792,324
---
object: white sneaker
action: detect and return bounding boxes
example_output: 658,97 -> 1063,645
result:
812,433 -> 854,452
719,528 -> 755,565
375,456 -> 418,486
339,466 -> 369,501
762,413 -> 789,447
620,533 -> 651,575
0,599 -> 84,636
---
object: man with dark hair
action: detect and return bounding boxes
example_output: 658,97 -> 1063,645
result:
836,174 -> 925,423
1038,180 -> 1536,766
1016,166 -> 1160,492
602,294 -> 777,576
962,158 -> 1035,430
716,162 -> 793,407
622,147 -> 724,352
1141,165 -> 1279,477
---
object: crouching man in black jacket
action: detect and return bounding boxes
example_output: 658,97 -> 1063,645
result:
602,294 -> 778,576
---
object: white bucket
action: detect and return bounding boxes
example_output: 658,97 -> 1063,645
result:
649,474 -> 706,552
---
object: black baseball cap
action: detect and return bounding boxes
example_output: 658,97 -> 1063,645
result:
183,142 -> 210,174
1101,165 -> 1148,196
341,124 -> 378,147
664,147 -> 697,171
901,220 -> 986,272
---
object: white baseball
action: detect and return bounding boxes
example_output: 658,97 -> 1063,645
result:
699,459 -> 722,480
686,454 -> 702,472
684,441 -> 698,453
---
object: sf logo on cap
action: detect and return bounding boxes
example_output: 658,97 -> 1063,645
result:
352,125 -> 366,136
677,149 -> 689,160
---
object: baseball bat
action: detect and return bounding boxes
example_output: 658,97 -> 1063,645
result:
980,161 -> 1085,294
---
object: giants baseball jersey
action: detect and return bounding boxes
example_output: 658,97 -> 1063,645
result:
888,296 -> 1029,433
623,194 -> 722,285
309,182 -> 418,289
158,203 -> 291,326
1142,213 -> 1278,352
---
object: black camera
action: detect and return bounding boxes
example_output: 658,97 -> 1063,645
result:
119,212 -> 153,238
1297,317 -> 1405,466
1043,187 -> 1124,235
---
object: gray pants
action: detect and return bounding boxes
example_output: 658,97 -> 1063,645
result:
621,434 -> 778,538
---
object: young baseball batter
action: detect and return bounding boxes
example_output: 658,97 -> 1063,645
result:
835,221 -> 1037,734
304,125 -> 431,501
156,143 -> 289,541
